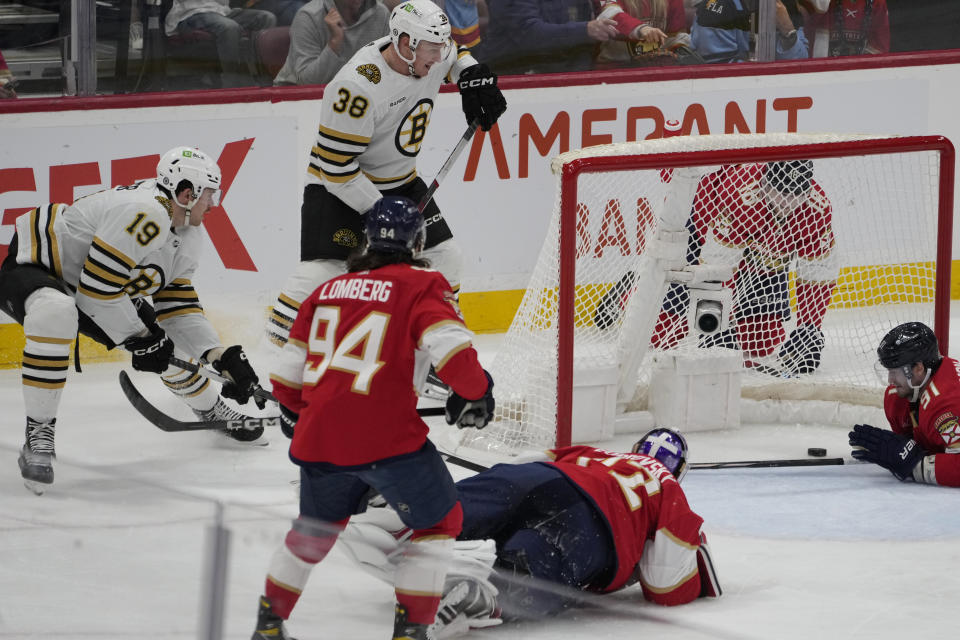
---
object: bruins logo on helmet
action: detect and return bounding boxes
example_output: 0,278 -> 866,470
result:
333,228 -> 360,248
356,64 -> 382,84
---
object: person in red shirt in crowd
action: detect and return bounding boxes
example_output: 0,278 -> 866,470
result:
593,0 -> 702,66
850,322 -> 960,487
341,428 -> 721,637
251,195 -> 495,640
804,0 -> 890,57
647,160 -> 837,377
0,49 -> 16,98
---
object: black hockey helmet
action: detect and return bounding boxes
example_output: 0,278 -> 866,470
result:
765,159 -> 813,195
877,322 -> 941,370
363,196 -> 425,255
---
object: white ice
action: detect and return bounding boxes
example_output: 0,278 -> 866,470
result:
1,332 -> 958,640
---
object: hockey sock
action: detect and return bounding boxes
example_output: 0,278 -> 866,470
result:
21,287 -> 77,421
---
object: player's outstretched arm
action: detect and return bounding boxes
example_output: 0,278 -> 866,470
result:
457,63 -> 507,132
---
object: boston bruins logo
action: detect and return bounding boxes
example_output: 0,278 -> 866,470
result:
124,264 -> 165,297
395,99 -> 433,157
333,228 -> 360,248
356,64 -> 381,84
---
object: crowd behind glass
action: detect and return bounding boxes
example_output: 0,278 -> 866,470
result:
0,0 -> 958,98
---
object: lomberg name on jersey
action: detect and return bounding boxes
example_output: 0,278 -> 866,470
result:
316,278 -> 393,303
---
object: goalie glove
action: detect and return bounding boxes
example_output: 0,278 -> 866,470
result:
211,345 -> 266,409
849,423 -> 926,481
445,370 -> 495,429
457,64 -> 507,132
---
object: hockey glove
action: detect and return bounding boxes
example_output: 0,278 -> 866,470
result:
458,64 -> 507,132
446,370 -> 495,429
212,345 -> 266,409
849,423 -> 926,481
124,328 -> 174,374
777,324 -> 825,376
279,404 -> 298,439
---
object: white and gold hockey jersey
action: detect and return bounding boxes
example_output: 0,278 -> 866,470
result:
13,180 -> 221,357
307,36 -> 477,213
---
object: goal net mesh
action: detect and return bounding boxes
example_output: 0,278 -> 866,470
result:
464,133 -> 950,454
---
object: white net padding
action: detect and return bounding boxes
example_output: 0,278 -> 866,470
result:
467,133 -> 953,453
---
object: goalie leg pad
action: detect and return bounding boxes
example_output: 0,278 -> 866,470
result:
696,533 -> 722,598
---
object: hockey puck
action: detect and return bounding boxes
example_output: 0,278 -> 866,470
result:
807,447 -> 827,457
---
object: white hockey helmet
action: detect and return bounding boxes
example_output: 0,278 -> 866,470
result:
389,0 -> 452,73
156,146 -> 222,209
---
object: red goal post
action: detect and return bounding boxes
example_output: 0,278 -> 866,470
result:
467,133 -> 955,455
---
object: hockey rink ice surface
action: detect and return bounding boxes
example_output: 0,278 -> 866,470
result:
1,333 -> 958,640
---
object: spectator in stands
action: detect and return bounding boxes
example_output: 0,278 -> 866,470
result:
164,0 -> 277,87
593,0 -> 704,67
274,0 -> 389,86
804,0 -> 889,57
384,0 -> 482,48
238,0 -> 310,26
0,50 -> 16,98
690,0 -> 808,63
472,0 -> 620,75
887,0 -> 960,53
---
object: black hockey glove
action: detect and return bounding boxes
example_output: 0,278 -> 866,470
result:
124,328 -> 174,374
212,345 -> 266,409
458,64 -> 507,132
849,423 -> 926,481
778,324 -> 825,376
279,404 -> 298,439
445,369 -> 495,429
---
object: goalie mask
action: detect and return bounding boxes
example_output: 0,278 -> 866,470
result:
875,321 -> 941,400
763,159 -> 812,217
157,146 -> 222,210
632,428 -> 689,483
364,196 -> 425,255
390,0 -> 452,76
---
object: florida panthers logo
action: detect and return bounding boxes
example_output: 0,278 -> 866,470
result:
356,64 -> 381,84
396,99 -> 433,157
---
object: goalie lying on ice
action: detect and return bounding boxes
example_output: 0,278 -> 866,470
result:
340,428 -> 720,636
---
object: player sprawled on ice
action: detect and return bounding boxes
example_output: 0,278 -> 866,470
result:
642,159 -> 838,376
252,196 -> 496,640
849,321 -> 960,487
339,428 -> 721,637
265,0 -> 506,400
0,147 -> 268,494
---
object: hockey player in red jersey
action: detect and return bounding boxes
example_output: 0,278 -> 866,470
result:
849,322 -> 960,487
251,195 -> 495,640
341,428 -> 720,636
651,159 -> 837,376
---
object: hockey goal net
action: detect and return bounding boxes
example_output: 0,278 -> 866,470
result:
467,133 -> 955,453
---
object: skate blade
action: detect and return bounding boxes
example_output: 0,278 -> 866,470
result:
23,478 -> 50,495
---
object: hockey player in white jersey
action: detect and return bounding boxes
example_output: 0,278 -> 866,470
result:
0,147 -> 268,494
265,0 -> 506,398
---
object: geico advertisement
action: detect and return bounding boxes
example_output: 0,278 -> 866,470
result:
0,70 -> 950,311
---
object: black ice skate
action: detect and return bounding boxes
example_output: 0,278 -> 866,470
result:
251,596 -> 296,640
421,365 -> 450,401
18,417 -> 56,495
194,397 -> 265,443
392,604 -> 434,640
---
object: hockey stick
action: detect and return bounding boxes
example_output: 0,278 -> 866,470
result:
121,367 -> 445,434
417,120 -> 479,213
119,370 -> 281,433
437,449 -> 845,474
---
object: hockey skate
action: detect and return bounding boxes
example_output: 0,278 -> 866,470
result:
430,575 -> 501,639
251,596 -> 296,640
392,604 -> 435,640
194,397 -> 266,443
421,365 -> 450,401
18,417 -> 56,495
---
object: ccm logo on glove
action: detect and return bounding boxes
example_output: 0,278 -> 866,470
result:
459,77 -> 495,89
